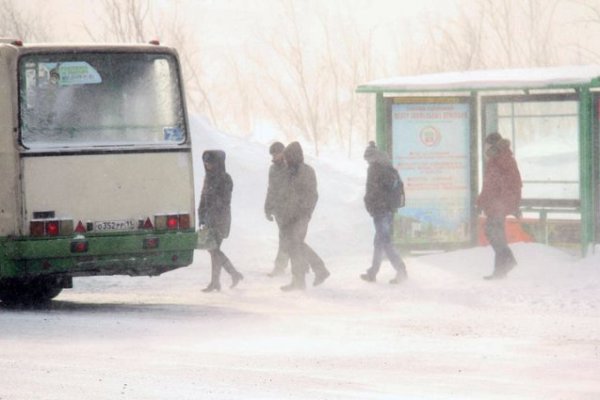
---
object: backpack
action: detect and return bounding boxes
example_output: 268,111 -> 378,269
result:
387,167 -> 405,209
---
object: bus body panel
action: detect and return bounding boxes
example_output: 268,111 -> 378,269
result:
0,46 -> 20,237
1,230 -> 197,279
21,151 -> 195,233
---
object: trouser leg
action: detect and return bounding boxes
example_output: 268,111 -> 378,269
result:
274,246 -> 289,271
368,212 -> 403,276
219,250 -> 240,276
368,215 -> 384,277
208,249 -> 222,285
304,243 -> 327,275
369,237 -> 384,277
273,218 -> 290,271
381,212 -> 406,274
383,241 -> 406,274
287,217 -> 310,283
485,216 -> 516,273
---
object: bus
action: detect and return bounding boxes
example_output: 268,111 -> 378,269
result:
0,39 -> 199,304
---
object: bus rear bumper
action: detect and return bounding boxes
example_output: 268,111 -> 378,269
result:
0,231 -> 198,279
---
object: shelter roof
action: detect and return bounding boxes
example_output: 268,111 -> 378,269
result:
357,65 -> 600,93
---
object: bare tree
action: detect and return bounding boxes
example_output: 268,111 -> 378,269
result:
242,0 -> 382,156
566,0 -> 600,63
222,54 -> 256,135
84,0 -> 151,43
524,0 -> 559,66
481,0 -> 559,67
425,5 -> 486,71
0,0 -> 49,41
251,0 -> 326,155
320,9 -> 376,156
414,0 -> 559,71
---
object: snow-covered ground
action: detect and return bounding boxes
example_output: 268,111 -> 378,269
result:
1,118 -> 599,399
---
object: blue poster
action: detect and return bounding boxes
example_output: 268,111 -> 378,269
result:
392,100 -> 471,244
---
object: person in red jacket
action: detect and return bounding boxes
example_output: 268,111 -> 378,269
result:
477,132 -> 522,280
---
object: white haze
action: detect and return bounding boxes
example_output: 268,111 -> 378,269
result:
0,117 -> 599,399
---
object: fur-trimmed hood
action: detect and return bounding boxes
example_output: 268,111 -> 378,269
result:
202,150 -> 227,174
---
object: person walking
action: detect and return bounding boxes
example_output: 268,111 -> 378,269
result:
264,142 -> 290,277
198,150 -> 243,292
360,142 -> 408,284
477,132 -> 522,280
278,142 -> 329,291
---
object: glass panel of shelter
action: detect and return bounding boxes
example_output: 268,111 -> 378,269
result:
482,95 -> 581,249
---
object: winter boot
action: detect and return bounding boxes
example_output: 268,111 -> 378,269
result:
313,269 -> 330,286
389,270 -> 407,285
360,271 -> 376,283
221,258 -> 242,288
484,254 -> 517,280
483,270 -> 506,280
202,281 -> 221,292
484,265 -> 515,280
280,278 -> 306,292
204,252 -> 222,292
230,271 -> 244,289
483,265 -> 511,280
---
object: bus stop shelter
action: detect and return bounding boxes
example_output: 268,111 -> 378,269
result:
357,65 -> 600,256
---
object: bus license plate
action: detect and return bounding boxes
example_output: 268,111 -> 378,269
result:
94,220 -> 137,232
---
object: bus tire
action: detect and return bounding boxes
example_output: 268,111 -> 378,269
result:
0,277 -> 63,306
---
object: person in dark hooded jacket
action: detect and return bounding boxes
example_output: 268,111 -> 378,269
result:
477,132 -> 522,280
360,142 -> 407,284
278,142 -> 329,291
198,150 -> 243,292
264,142 -> 290,277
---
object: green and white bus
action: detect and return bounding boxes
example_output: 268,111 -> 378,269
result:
0,40 -> 199,304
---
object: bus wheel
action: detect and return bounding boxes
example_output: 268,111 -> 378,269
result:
0,277 -> 63,306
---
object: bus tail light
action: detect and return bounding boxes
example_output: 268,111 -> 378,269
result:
166,215 -> 179,230
154,214 -> 190,230
30,221 -> 45,237
179,214 -> 191,229
143,237 -> 160,249
70,240 -> 88,253
46,221 -> 60,236
30,219 -> 74,237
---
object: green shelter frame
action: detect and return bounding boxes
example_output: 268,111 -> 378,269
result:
357,65 -> 600,256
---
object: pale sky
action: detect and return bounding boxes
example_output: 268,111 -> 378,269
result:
21,0 -> 460,45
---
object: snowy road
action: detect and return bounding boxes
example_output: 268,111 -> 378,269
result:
1,243 -> 599,400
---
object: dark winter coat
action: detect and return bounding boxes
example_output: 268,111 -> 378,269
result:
279,142 -> 318,225
264,159 -> 288,218
477,139 -> 522,218
198,150 -> 233,239
364,144 -> 398,217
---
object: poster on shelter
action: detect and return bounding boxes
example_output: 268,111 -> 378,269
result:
391,99 -> 471,245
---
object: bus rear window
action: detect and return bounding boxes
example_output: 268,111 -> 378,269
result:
19,52 -> 186,149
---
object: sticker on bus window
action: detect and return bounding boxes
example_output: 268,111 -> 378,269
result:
164,127 -> 184,142
40,62 -> 102,86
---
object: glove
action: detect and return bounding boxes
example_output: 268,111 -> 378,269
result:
265,213 -> 274,222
